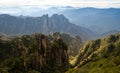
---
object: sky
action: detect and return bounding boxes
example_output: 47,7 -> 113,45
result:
0,0 -> 120,15
0,0 -> 120,8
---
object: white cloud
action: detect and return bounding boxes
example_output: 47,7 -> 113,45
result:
0,0 -> 120,8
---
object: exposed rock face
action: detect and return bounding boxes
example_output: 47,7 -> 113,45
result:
48,32 -> 82,57
0,33 -> 69,73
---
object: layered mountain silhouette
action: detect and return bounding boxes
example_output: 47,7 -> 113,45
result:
62,8 -> 120,34
1,7 -> 119,34
101,30 -> 120,37
0,14 -> 96,41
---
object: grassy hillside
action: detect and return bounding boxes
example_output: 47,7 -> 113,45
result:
66,33 -> 120,73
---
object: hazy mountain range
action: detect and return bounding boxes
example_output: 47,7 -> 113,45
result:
1,7 -> 120,34
62,7 -> 120,34
0,14 -> 96,41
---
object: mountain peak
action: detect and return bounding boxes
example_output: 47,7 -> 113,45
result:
0,14 -> 95,41
42,14 -> 49,17
51,14 -> 66,18
51,14 -> 69,23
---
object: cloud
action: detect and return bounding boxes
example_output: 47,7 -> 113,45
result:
0,0 -> 120,8
0,0 -> 119,15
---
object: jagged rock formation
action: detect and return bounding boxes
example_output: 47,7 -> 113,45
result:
0,33 -> 69,73
0,14 -> 95,41
66,32 -> 120,73
48,32 -> 82,57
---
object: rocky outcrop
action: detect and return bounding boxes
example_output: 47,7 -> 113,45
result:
49,32 -> 82,57
0,33 -> 69,73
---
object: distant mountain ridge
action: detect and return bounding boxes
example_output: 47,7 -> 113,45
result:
101,30 -> 120,37
62,8 -> 120,34
1,7 -> 120,34
0,14 -> 96,41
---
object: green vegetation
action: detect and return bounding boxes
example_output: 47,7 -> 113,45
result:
1,32 -> 120,73
49,32 -> 82,57
0,33 -> 69,73
66,33 -> 120,73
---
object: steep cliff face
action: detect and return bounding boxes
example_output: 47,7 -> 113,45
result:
0,33 -> 69,73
